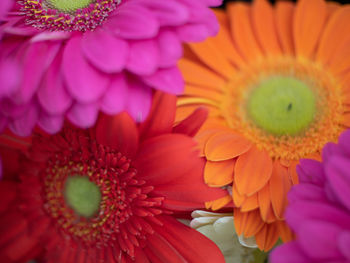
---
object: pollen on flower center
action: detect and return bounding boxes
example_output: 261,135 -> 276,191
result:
64,175 -> 101,218
46,0 -> 91,12
247,76 -> 316,136
222,57 -> 344,160
20,0 -> 121,32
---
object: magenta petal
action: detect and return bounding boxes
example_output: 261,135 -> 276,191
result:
0,99 -> 31,118
0,0 -> 12,20
107,4 -> 159,39
9,103 -> 39,137
100,74 -> 128,115
142,66 -> 184,95
297,159 -> 325,186
325,156 -> 350,211
0,116 -> 8,133
338,231 -> 350,260
126,39 -> 159,76
38,113 -> 64,134
13,42 -> 60,104
126,78 -> 152,122
67,102 -> 99,128
82,29 -> 129,73
157,30 -> 183,68
176,24 -> 210,42
338,130 -> 350,157
288,184 -> 328,204
0,57 -> 20,98
37,53 -> 72,115
322,142 -> 342,163
133,0 -> 189,26
62,36 -> 109,103
297,220 -> 342,260
270,242 -> 310,263
30,31 -> 70,42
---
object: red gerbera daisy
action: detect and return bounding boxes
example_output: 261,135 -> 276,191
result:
0,92 -> 226,263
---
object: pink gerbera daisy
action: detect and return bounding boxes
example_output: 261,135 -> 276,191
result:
0,0 -> 222,136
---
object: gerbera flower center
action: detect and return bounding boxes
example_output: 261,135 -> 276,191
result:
64,175 -> 101,218
222,57 -> 344,160
20,0 -> 121,32
46,0 -> 91,12
247,76 -> 316,136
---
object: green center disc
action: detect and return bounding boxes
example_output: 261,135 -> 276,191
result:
64,176 -> 101,218
247,76 -> 316,136
48,0 -> 92,12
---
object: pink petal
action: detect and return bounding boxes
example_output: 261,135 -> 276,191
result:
176,24 -> 210,42
0,115 -> 8,133
38,113 -> 64,134
325,156 -> 350,211
82,29 -> 129,73
9,103 -> 39,137
297,220 -> 342,260
67,102 -> 99,128
133,0 -> 189,26
157,30 -> 183,68
142,66 -> 184,95
338,130 -> 350,157
338,231 -> 350,260
12,41 -> 60,104
0,57 -> 20,98
62,36 -> 109,103
100,74 -> 128,115
37,53 -> 72,115
0,98 -> 32,118
126,39 -> 159,76
30,31 -> 70,43
270,242 -> 310,263
126,77 -> 152,122
106,4 -> 159,39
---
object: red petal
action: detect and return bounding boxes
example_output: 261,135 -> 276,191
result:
139,92 -> 176,140
95,113 -> 139,158
172,107 -> 208,137
134,134 -> 226,207
153,216 -> 225,263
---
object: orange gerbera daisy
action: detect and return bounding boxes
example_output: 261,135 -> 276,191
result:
176,0 -> 350,251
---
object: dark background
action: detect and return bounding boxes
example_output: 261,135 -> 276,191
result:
220,0 -> 350,7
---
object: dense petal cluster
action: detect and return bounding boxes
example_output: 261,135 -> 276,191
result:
270,129 -> 350,263
0,0 -> 222,136
0,92 -> 227,262
176,0 -> 350,250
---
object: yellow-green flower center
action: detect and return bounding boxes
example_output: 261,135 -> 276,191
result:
47,0 -> 92,12
64,175 -> 101,218
247,76 -> 316,136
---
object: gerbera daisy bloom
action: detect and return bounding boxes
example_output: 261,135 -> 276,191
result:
0,0 -> 222,136
270,129 -> 350,263
0,92 -> 227,262
176,0 -> 350,251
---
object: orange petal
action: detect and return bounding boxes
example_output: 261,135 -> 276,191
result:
293,0 -> 327,58
317,6 -> 350,72
227,2 -> 263,62
252,0 -> 282,55
258,184 -> 271,222
205,195 -> 232,211
234,209 -> 264,237
189,40 -> 236,79
185,85 -> 223,103
204,159 -> 235,187
341,112 -> 350,127
255,223 -> 279,251
270,161 -> 292,220
178,59 -> 226,89
234,146 -> 273,196
276,220 -> 294,243
205,131 -> 252,161
175,104 -> 220,124
232,183 -> 246,207
241,193 -> 259,212
327,2 -> 341,17
213,13 -> 246,68
288,161 -> 300,185
275,1 -> 295,55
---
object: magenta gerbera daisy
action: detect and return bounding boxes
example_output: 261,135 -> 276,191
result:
0,0 -> 222,136
270,129 -> 350,263
0,92 -> 227,262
